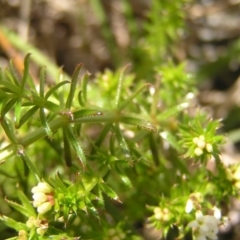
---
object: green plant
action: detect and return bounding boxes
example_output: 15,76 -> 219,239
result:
0,1 -> 237,240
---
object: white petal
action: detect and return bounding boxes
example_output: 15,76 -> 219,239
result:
188,220 -> 198,228
185,199 -> 194,213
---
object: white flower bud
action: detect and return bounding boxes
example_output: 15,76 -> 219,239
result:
193,137 -> 199,144
36,226 -> 48,235
206,143 -> 213,153
36,182 -> 53,194
197,138 -> 205,149
37,202 -> 53,214
154,207 -> 162,220
26,216 -> 35,228
194,147 -> 203,156
33,192 -> 47,202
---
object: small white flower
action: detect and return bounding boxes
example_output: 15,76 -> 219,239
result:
188,211 -> 218,240
213,206 -> 221,220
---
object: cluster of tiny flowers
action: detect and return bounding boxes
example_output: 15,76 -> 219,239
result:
26,216 -> 48,236
153,207 -> 170,221
188,211 -> 219,240
226,164 -> 240,189
32,182 -> 54,214
104,228 -> 126,240
193,135 -> 213,156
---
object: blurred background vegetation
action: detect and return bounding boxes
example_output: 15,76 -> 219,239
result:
1,0 -> 240,239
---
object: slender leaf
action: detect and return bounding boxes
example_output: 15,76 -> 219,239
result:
45,80 -> 70,100
64,125 -> 86,167
19,105 -> 39,127
0,215 -> 28,231
1,117 -> 17,143
0,80 -> 21,94
21,53 -> 31,89
117,83 -> 151,111
51,173 -> 68,192
115,63 -> 131,106
9,59 -> 20,86
63,127 -> 72,167
39,107 -> 53,139
120,115 -> 157,132
73,109 -> 104,119
18,150 -> 41,182
1,98 -> 17,117
99,181 -> 120,201
114,124 -> 132,163
17,189 -> 36,216
78,72 -> 90,107
14,99 -> 22,128
39,66 -> 46,97
5,198 -> 34,218
44,100 -> 62,113
65,63 -> 83,109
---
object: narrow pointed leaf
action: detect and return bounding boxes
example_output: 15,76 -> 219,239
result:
117,83 -> 151,111
81,173 -> 99,192
160,131 -> 182,152
5,68 -> 19,87
45,80 -> 70,100
78,72 -> 90,107
157,103 -> 189,121
18,150 -> 41,182
19,105 -> 39,127
39,107 -> 53,139
114,124 -> 132,163
93,123 -> 112,149
63,127 -> 72,167
115,63 -> 130,106
109,133 -> 116,156
5,198 -> 35,218
99,182 -> 120,201
78,90 -> 85,107
73,109 -> 104,119
44,101 -> 62,112
21,53 -> 31,89
39,66 -> 46,97
120,115 -> 157,132
9,59 -> 20,86
0,215 -> 28,231
1,98 -> 17,117
64,125 -> 86,167
14,99 -> 22,128
1,117 -> 17,143
66,63 -> 83,109
0,80 -> 21,94
52,173 -> 68,191
0,169 -> 16,178
17,189 -> 36,216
